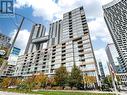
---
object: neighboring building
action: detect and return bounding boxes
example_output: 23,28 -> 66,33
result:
105,43 -> 123,73
116,73 -> 127,86
0,32 -> 11,48
103,0 -> 127,72
1,65 -> 15,77
98,61 -> 105,79
14,7 -> 99,87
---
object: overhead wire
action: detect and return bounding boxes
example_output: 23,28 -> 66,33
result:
15,15 -> 19,26
8,13 -> 36,29
15,13 -> 36,24
8,14 -> 19,29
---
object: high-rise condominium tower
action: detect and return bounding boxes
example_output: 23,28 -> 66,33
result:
98,61 -> 105,79
105,43 -> 123,73
48,20 -> 62,47
14,7 -> 98,87
103,0 -> 127,72
25,24 -> 47,54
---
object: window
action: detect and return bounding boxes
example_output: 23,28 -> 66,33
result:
62,58 -> 66,61
52,53 -> 56,55
34,67 -> 37,70
52,56 -> 55,59
69,36 -> 73,38
62,46 -> 66,49
53,46 -> 56,48
52,60 -> 55,63
62,54 -> 66,56
44,55 -> 47,57
62,50 -> 66,53
80,7 -> 83,10
62,43 -> 66,45
35,64 -> 38,66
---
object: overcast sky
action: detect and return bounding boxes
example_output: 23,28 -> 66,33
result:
0,0 -> 113,74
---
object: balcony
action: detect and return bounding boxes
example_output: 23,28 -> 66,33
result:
80,61 -> 95,66
32,35 -> 49,43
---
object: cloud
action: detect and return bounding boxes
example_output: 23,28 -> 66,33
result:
100,0 -> 113,5
9,29 -> 30,55
88,17 -> 113,43
94,48 -> 109,75
14,0 -> 113,43
15,0 -> 102,21
15,0 -> 61,21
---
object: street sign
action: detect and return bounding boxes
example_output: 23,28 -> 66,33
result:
11,47 -> 21,56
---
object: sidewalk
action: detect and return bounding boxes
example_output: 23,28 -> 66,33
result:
34,89 -> 127,95
0,91 -> 40,95
1,90 -> 127,95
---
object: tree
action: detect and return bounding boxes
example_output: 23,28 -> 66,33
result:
15,78 -> 22,85
0,58 -> 4,66
1,77 -> 12,88
47,76 -> 56,87
68,64 -> 83,89
9,78 -> 17,86
54,66 -> 68,88
25,74 -> 36,91
17,80 -> 28,90
1,77 -> 22,89
84,75 -> 96,89
34,73 -> 47,89
103,76 -> 112,88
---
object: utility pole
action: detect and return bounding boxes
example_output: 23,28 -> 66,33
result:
0,17 -> 25,73
107,62 -> 118,95
7,17 -> 25,57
